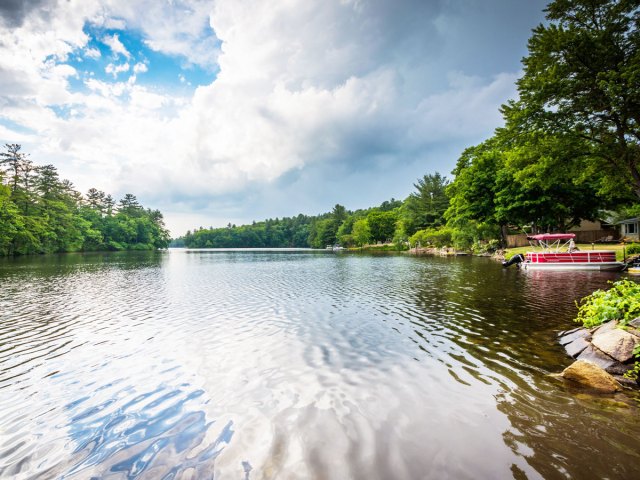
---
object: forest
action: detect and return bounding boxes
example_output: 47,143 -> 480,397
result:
176,0 -> 640,252
0,144 -> 170,256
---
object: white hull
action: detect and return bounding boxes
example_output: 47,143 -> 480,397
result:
523,261 -> 625,271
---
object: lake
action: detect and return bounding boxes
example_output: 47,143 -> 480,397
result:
0,249 -> 639,479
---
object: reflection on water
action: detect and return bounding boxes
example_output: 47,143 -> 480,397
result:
0,250 -> 639,479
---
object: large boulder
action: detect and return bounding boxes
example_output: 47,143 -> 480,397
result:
561,360 -> 621,393
590,320 -> 618,336
591,328 -> 640,363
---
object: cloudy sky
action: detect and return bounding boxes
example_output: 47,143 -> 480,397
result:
0,0 -> 548,235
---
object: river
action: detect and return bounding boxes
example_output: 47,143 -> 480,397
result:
0,249 -> 638,479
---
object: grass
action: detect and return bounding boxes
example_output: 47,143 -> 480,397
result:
504,243 -> 631,261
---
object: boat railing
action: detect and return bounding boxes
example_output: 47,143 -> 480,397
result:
528,238 -> 573,252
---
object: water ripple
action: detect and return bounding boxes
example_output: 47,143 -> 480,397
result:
0,251 -> 638,479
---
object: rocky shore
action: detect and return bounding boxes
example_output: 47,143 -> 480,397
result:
557,318 -> 640,392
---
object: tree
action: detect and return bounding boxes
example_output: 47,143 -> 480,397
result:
367,210 -> 397,243
331,204 -> 347,224
86,188 -> 107,212
512,0 -> 640,198
0,143 -> 28,192
351,218 -> 372,246
118,194 -> 142,216
401,172 -> 450,235
445,142 -> 500,226
0,182 -> 24,255
35,165 -> 60,199
445,128 -> 609,239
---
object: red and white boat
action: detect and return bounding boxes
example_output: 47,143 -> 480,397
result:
522,233 -> 624,271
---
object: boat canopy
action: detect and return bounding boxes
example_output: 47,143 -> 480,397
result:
527,233 -> 576,241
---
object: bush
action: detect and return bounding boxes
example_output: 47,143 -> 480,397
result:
447,221 -> 501,252
575,280 -> 640,328
472,239 -> 500,254
626,243 -> 640,255
624,345 -> 640,382
409,227 -> 453,248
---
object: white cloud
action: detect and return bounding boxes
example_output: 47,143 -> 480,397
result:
85,47 -> 101,59
90,0 -> 219,69
105,62 -> 130,77
102,33 -> 130,58
0,0 -> 547,235
103,17 -> 127,30
133,62 -> 148,74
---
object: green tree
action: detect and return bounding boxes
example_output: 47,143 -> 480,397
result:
401,172 -> 449,235
351,218 -> 372,247
332,204 -> 347,225
118,194 -> 142,216
0,143 -> 27,192
512,0 -> 640,198
367,210 -> 397,243
445,141 -> 501,228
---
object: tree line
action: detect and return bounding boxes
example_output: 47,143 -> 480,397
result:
177,0 -> 640,252
0,144 -> 170,256
175,175 -> 450,250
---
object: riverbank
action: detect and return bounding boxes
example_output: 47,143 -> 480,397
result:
407,246 -> 473,256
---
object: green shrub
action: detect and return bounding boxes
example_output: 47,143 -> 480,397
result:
409,227 -> 453,248
575,280 -> 640,328
624,345 -> 640,382
626,243 -> 640,255
472,239 -> 500,254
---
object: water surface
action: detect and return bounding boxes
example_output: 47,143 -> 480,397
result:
0,250 -> 638,479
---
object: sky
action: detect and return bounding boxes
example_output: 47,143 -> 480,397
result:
0,0 -> 549,236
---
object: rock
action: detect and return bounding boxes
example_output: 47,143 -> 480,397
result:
591,328 -> 640,363
558,326 -> 582,338
627,326 -> 640,339
605,362 -> 633,376
561,360 -> 621,393
628,317 -> 640,329
614,375 -> 639,388
559,328 -> 591,346
590,320 -> 618,336
576,344 -> 616,371
564,336 -> 590,358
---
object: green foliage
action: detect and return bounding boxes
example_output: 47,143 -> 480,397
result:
575,280 -> 640,328
0,144 -> 169,256
366,210 -> 397,243
626,243 -> 640,255
448,221 -> 499,252
409,227 -> 453,248
445,130 -> 609,237
513,0 -> 640,200
185,215 -> 315,249
401,173 -> 449,235
351,218 -> 372,247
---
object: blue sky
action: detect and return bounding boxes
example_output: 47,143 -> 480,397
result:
65,24 -> 217,93
0,0 -> 549,235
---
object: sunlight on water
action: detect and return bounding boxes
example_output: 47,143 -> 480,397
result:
0,250 -> 638,479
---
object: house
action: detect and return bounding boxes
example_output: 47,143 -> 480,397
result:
618,218 -> 640,241
569,216 -> 619,243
